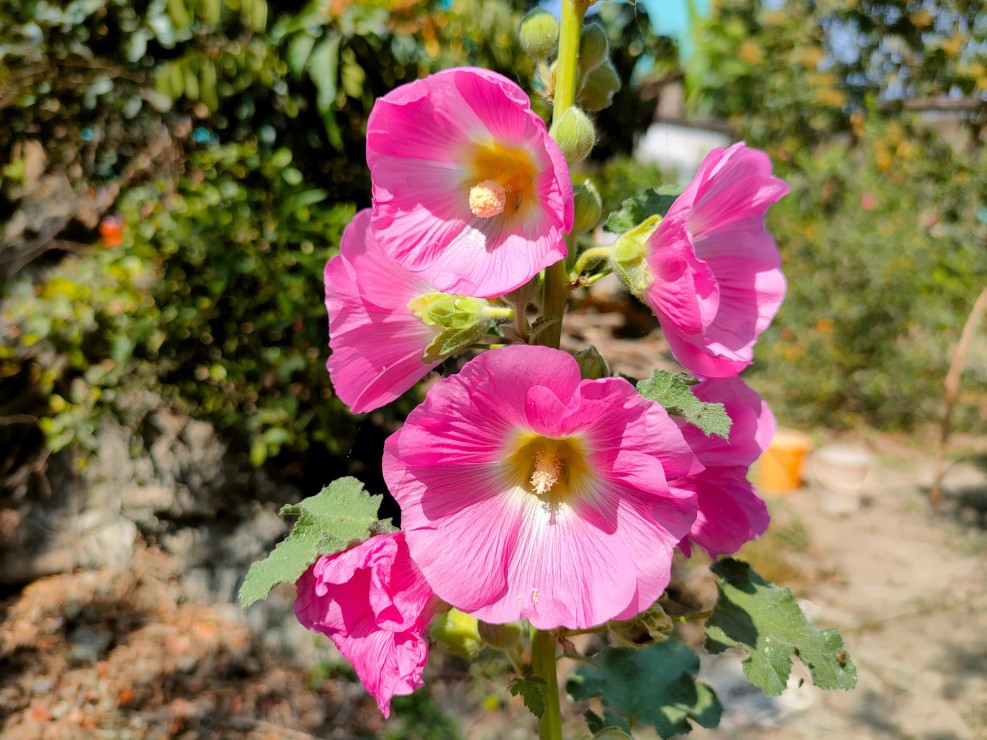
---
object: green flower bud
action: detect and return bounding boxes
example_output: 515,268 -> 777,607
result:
606,602 -> 673,649
572,180 -> 603,234
550,107 -> 595,166
579,59 -> 621,113
430,608 -> 483,659
519,8 -> 560,60
477,620 -> 524,651
408,293 -> 491,362
609,215 -> 660,297
572,345 -> 610,380
578,22 -> 609,74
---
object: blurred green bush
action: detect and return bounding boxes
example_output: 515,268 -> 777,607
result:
2,141 -> 356,464
757,117 -> 987,430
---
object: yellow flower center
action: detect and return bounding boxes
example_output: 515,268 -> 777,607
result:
506,433 -> 592,508
465,141 -> 538,221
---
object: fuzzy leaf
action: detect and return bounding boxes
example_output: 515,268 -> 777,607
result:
509,675 -> 547,719
705,558 -> 858,696
567,641 -> 722,738
636,370 -> 732,439
605,185 -> 681,233
238,477 -> 394,607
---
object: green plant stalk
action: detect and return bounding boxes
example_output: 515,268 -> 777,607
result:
531,628 -> 563,740
538,0 -> 587,350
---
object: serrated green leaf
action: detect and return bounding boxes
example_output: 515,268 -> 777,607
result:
705,558 -> 858,696
509,675 -> 547,719
604,186 -> 681,233
636,370 -> 732,439
238,477 -> 395,607
567,641 -> 722,738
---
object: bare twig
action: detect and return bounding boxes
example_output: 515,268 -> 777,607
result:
931,285 -> 987,504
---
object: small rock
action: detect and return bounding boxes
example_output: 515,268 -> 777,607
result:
69,627 -> 113,665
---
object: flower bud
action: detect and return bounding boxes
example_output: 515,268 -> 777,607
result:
519,8 -> 560,60
430,608 -> 483,658
477,620 -> 524,651
573,345 -> 610,379
408,293 -> 491,362
607,602 -> 673,649
572,180 -> 603,234
550,107 -> 595,166
578,22 -> 609,73
610,215 -> 660,297
579,59 -> 621,113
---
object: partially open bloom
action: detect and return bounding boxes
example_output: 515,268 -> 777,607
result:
640,143 -> 789,377
294,532 -> 437,717
383,345 -> 700,630
673,377 -> 775,558
326,209 -> 494,413
367,67 -> 573,298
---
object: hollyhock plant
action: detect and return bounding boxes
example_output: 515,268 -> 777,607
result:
674,376 -> 776,558
367,67 -> 573,298
382,345 -> 701,630
294,532 -> 437,717
620,143 -> 789,378
326,209 -> 499,414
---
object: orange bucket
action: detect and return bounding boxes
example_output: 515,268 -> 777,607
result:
757,429 -> 812,493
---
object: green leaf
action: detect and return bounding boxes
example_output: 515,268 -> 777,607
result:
604,186 -> 681,233
567,641 -> 722,738
509,675 -> 547,719
636,370 -> 732,439
705,558 -> 858,696
238,477 -> 395,607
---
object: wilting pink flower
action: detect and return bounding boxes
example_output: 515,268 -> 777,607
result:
644,143 -> 789,377
673,377 -> 775,558
367,67 -> 573,298
382,345 -> 701,630
294,532 -> 437,717
326,210 -> 443,413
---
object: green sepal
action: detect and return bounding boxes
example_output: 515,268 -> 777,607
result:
238,477 -> 395,607
636,369 -> 732,439
609,215 -> 659,297
705,559 -> 858,696
409,293 -> 491,363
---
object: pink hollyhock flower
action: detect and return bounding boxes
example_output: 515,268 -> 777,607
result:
294,532 -> 437,717
326,209 -> 495,414
382,345 -> 701,630
367,67 -> 573,298
673,377 -> 776,558
643,143 -> 789,377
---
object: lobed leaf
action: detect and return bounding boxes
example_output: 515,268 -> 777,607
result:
636,370 -> 732,439
705,558 -> 858,696
567,641 -> 722,738
604,185 -> 682,233
238,477 -> 394,607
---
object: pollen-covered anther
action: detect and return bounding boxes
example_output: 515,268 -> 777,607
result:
530,449 -> 563,495
468,180 -> 508,218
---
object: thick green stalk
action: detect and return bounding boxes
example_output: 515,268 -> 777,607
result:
531,628 -> 563,740
538,0 -> 587,350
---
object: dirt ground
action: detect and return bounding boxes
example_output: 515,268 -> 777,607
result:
1,433 -> 985,739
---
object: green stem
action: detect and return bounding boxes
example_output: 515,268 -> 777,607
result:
538,0 -> 587,349
531,628 -> 563,740
483,306 -> 515,320
569,245 -> 613,280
